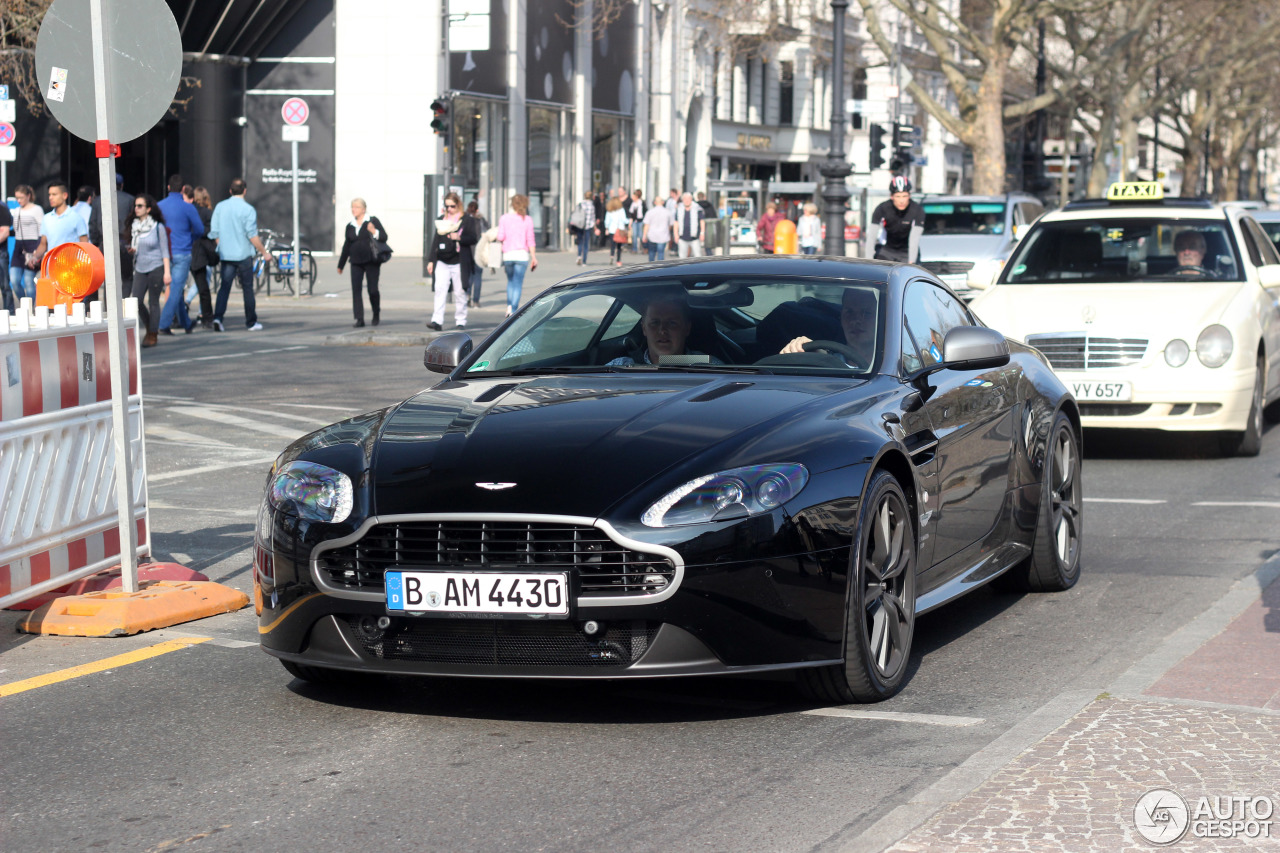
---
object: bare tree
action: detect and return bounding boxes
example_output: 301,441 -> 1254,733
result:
854,0 -> 1060,194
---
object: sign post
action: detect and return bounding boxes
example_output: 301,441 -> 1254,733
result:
282,97 -> 309,300
0,121 -> 14,199
36,0 -> 182,593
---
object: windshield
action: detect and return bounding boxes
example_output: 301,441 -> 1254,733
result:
1259,221 -> 1280,253
922,202 -> 1006,236
462,277 -> 887,377
1001,218 -> 1244,283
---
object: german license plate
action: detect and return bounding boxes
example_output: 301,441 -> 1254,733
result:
1070,380 -> 1132,401
385,571 -> 570,617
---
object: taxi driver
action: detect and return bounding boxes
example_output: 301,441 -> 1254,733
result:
781,288 -> 877,364
1173,229 -> 1208,274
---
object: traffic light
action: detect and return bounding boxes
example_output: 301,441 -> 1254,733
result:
890,123 -> 915,172
430,98 -> 449,143
896,123 -> 915,150
869,124 -> 886,170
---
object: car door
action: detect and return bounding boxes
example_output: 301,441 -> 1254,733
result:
902,279 -> 1019,569
1240,217 -> 1280,399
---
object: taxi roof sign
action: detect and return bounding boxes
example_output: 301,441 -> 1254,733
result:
1106,181 -> 1164,202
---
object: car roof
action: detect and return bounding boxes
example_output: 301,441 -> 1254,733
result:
1040,203 -> 1229,223
1246,209 -> 1280,222
917,194 -> 1038,204
556,254 -> 899,286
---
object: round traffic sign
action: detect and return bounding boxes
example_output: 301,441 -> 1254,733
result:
0,122 -> 14,146
35,0 -> 181,144
282,98 -> 310,126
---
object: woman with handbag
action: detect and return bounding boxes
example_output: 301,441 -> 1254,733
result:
604,197 -> 628,268
9,185 -> 45,304
496,194 -> 538,318
337,197 -> 388,328
123,194 -> 172,348
460,200 -> 487,308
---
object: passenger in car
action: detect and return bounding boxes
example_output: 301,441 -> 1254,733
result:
606,296 -> 723,366
779,288 -> 878,364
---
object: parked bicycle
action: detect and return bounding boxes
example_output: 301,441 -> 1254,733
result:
253,229 -> 317,296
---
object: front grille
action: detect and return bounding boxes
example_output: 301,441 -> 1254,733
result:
1026,334 -> 1148,370
1080,403 -> 1151,417
920,260 -> 975,276
318,521 -> 676,597
344,616 -> 659,667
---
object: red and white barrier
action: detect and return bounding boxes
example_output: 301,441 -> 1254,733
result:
0,298 -> 150,608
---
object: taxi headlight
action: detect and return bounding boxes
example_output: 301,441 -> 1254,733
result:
641,463 -> 809,527
269,461 -> 353,523
1195,325 -> 1233,369
1164,339 -> 1190,367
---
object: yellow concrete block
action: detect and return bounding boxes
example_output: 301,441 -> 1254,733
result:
17,581 -> 250,637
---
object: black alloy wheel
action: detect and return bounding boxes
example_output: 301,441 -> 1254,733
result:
799,470 -> 916,703
1219,355 -> 1264,457
1019,411 -> 1083,592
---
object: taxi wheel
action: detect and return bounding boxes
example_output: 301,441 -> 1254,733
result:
1219,356 -> 1264,457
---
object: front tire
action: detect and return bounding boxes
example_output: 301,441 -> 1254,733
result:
799,470 -> 916,703
1017,412 -> 1083,592
1219,355 -> 1264,457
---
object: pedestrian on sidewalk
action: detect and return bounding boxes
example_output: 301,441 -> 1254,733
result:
73,186 -> 94,225
9,185 -> 44,304
604,197 -> 628,267
496,194 -> 538,317
0,202 -> 10,311
569,192 -> 597,265
797,202 -> 822,255
188,186 -> 217,328
756,201 -> 785,254
123,194 -> 171,348
675,192 -> 705,258
426,192 -> 467,330
593,192 -> 607,248
461,200 -> 486,308
629,189 -> 646,254
337,197 -> 387,328
208,178 -> 273,332
157,174 -> 205,335
642,199 -> 673,262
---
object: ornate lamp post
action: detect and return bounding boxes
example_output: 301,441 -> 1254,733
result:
819,0 -> 852,255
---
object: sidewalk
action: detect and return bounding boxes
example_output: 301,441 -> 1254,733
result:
865,561 -> 1280,852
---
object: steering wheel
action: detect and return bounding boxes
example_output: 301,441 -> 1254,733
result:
1172,264 -> 1212,278
802,340 -> 864,366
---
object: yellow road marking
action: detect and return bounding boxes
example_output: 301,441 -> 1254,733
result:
0,637 -> 211,698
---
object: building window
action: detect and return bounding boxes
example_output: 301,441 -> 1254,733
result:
851,66 -> 867,130
779,61 -> 794,126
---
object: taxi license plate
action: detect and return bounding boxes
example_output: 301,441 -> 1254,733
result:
1070,381 -> 1132,401
385,571 -> 570,617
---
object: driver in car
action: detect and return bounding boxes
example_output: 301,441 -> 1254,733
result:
1172,229 -> 1210,276
780,288 -> 877,365
607,296 -> 723,366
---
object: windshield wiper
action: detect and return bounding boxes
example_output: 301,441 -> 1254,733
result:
473,365 -> 625,377
647,363 -> 776,374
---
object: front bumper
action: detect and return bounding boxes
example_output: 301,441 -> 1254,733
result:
1058,364 -> 1255,432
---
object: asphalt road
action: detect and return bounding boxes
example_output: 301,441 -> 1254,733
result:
3,256 -> 1279,852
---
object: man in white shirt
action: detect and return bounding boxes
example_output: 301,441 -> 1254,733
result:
675,193 -> 705,258
642,203 -> 673,262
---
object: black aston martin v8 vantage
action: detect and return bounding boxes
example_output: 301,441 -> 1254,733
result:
256,256 -> 1082,702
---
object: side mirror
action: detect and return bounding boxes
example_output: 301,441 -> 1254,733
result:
965,260 -> 1001,291
1011,224 -> 1023,241
941,326 -> 1010,371
424,332 -> 473,373
1259,265 -> 1280,289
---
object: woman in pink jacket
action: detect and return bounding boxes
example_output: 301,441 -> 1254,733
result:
495,194 -> 538,317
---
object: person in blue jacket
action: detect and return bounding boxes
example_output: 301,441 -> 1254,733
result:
156,174 -> 207,334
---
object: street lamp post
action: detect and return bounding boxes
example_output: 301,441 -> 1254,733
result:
820,0 -> 852,255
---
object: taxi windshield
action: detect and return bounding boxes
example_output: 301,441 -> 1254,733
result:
921,202 -> 1006,236
461,277 -> 886,376
1002,218 -> 1244,283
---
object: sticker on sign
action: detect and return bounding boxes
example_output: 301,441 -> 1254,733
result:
46,66 -> 68,103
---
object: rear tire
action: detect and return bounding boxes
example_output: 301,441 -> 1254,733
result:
1219,355 -> 1264,457
799,470 -> 916,703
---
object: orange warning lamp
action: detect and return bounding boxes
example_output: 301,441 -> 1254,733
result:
773,218 -> 798,254
35,243 -> 106,308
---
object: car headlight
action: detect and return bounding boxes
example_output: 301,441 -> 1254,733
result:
269,461 -> 354,523
1195,325 -> 1233,368
1164,338 -> 1190,367
641,463 -> 808,528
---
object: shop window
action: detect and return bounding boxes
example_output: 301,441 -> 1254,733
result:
780,61 -> 794,126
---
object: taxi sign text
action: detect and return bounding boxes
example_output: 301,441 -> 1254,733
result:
1107,181 -> 1163,201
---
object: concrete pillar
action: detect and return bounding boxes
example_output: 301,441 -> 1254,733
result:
635,1 -> 649,194
573,0 -> 593,201
733,58 -> 747,123
506,0 -> 528,198
748,58 -> 763,125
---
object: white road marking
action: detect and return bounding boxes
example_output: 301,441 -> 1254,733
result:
146,424 -> 240,448
141,345 -> 308,369
167,405 -> 306,439
1191,501 -> 1280,508
802,708 -> 985,727
275,402 -> 364,413
148,455 -> 278,483
182,402 -> 334,427
148,499 -> 259,517
1083,498 -> 1167,504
